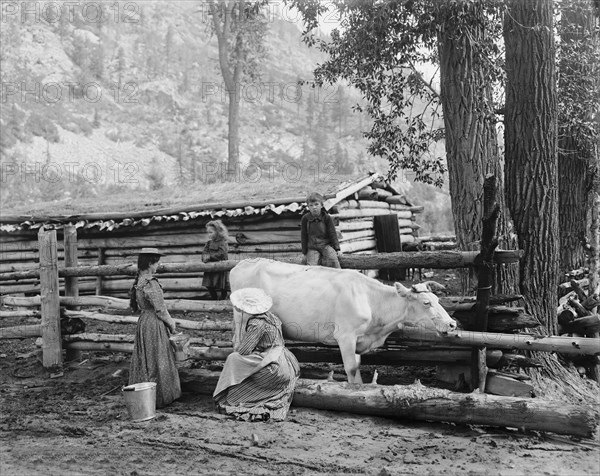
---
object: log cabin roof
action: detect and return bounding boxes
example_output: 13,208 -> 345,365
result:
0,173 -> 413,234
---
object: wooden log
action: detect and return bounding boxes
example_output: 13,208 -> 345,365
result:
389,204 -> 424,213
62,341 -> 134,353
452,308 -> 539,332
0,310 -> 40,319
336,218 -> 374,231
337,199 -> 390,210
64,226 -> 79,299
357,187 -> 378,201
179,369 -> 600,438
0,251 -> 525,285
441,294 -> 524,306
63,333 -> 134,342
397,327 -> 600,356
417,235 -> 457,243
565,314 -> 600,334
339,239 -> 377,253
397,219 -> 419,228
568,297 -> 590,318
497,353 -> 544,368
558,278 -> 589,295
339,230 -> 375,242
0,324 -> 42,339
376,189 -> 393,200
384,195 -> 410,205
96,248 -> 105,296
336,209 -> 396,219
484,373 -> 534,397
67,309 -> 232,331
64,225 -> 82,360
38,229 -> 62,369
1,294 -> 233,312
419,242 -> 458,251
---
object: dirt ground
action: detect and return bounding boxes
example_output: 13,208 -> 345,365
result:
1,315 -> 600,476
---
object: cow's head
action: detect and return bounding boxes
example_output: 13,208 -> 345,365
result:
394,282 -> 457,334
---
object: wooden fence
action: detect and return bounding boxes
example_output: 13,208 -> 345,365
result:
1,228 -> 599,394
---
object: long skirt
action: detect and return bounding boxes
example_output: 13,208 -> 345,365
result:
214,348 -> 300,421
129,312 -> 181,408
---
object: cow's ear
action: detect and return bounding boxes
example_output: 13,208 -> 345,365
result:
394,282 -> 411,297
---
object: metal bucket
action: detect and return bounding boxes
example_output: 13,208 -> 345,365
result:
122,382 -> 157,422
169,333 -> 190,362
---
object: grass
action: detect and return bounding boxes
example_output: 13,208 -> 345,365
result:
1,174 -> 361,217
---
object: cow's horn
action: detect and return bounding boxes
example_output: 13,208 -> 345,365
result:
422,281 -> 446,292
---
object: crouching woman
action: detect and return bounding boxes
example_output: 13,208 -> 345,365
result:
214,288 -> 300,422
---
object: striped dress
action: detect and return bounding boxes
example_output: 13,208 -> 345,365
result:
214,312 -> 300,421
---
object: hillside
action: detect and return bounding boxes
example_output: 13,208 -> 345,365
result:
0,1 -> 452,233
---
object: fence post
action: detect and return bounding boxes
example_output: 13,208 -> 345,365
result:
96,248 -> 105,295
64,225 -> 82,361
39,228 -> 62,370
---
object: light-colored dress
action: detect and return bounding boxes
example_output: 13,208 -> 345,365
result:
129,275 -> 181,408
214,311 -> 300,421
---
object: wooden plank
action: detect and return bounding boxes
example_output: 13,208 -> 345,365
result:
485,373 -> 534,397
38,229 -> 62,369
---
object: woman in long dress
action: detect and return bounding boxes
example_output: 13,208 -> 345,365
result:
129,247 -> 181,408
214,288 -> 300,421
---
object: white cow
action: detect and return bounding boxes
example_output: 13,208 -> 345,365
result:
229,258 -> 457,383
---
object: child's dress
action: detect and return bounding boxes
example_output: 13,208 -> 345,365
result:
202,238 -> 230,293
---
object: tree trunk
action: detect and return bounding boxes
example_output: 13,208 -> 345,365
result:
558,1 -> 597,277
436,1 -> 519,295
227,85 -> 240,174
504,0 -> 559,333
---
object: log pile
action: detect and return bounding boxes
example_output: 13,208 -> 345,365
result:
557,278 -> 600,381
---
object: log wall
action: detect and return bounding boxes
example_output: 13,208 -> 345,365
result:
0,199 -> 422,298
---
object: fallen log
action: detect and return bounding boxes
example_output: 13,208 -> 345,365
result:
396,327 -> 600,356
0,324 -> 42,339
179,369 -> 599,438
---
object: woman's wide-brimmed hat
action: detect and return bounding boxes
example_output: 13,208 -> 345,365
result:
230,288 -> 273,315
139,247 -> 165,256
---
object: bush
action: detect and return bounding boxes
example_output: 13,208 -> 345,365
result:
25,112 -> 60,143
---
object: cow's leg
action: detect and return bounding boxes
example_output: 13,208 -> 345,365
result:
338,336 -> 363,384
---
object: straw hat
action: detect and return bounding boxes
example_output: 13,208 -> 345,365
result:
139,247 -> 165,256
230,288 -> 273,315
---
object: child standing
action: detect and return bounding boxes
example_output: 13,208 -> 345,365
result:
301,192 -> 342,268
202,220 -> 230,300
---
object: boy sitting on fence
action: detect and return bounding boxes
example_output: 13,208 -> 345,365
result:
300,192 -> 342,268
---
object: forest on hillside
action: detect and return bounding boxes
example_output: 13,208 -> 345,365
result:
0,2 -> 391,196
